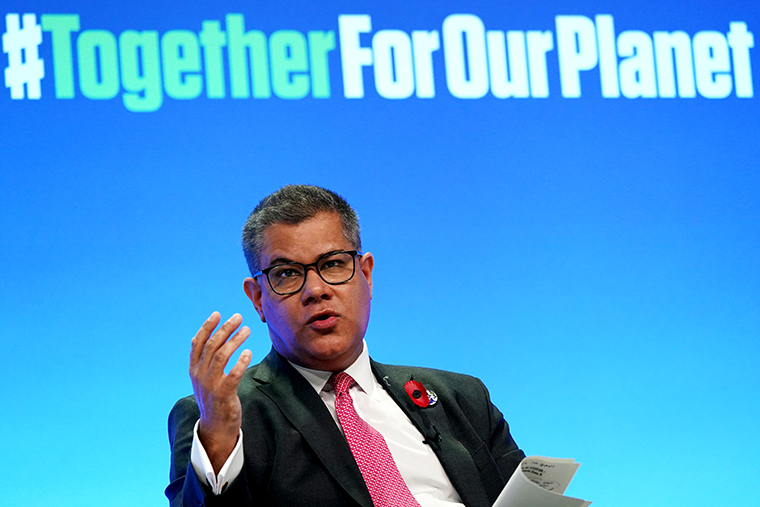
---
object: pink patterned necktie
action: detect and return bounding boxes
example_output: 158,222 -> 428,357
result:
328,372 -> 421,507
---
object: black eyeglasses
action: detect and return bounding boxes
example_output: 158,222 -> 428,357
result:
254,250 -> 361,295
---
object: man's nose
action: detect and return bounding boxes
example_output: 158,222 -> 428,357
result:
301,266 -> 332,303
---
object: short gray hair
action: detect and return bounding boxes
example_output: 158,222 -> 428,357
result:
242,185 -> 362,275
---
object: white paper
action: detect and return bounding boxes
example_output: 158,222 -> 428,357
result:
492,456 -> 591,507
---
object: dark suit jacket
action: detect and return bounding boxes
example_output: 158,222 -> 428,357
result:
166,349 -> 525,507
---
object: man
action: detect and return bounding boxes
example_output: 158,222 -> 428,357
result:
166,185 -> 525,507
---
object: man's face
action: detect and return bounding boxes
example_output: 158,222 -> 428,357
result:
244,212 -> 374,371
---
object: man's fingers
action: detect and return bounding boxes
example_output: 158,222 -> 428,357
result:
220,325 -> 251,357
209,325 -> 251,376
227,349 -> 253,383
198,313 -> 243,368
190,311 -> 221,367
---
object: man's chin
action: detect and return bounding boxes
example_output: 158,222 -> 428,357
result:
301,341 -> 362,371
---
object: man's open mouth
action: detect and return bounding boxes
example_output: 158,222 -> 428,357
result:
308,312 -> 337,324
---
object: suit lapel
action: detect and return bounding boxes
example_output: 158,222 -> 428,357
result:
371,361 -> 493,507
253,350 -> 374,507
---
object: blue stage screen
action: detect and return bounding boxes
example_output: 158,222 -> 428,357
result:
1,1 -> 758,506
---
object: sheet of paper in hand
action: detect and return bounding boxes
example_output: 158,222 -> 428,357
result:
493,456 -> 591,507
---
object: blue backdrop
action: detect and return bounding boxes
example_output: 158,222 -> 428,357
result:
1,1 -> 758,506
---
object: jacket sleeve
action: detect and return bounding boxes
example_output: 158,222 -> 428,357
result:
476,378 -> 526,481
166,396 -> 251,507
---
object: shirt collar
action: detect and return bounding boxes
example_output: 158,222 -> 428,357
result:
288,340 -> 376,397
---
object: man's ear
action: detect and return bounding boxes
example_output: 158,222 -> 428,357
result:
244,277 -> 266,323
359,252 -> 374,299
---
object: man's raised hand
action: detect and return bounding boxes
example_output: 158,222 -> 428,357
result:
189,312 -> 252,473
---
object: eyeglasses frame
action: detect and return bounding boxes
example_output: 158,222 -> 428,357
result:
253,250 -> 362,296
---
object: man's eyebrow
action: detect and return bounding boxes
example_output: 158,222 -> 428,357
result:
318,249 -> 346,258
267,250 -> 347,267
268,256 -> 294,266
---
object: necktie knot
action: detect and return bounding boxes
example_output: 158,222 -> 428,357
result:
328,371 -> 354,396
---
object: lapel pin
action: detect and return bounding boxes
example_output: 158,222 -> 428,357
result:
426,389 -> 438,406
404,380 -> 437,407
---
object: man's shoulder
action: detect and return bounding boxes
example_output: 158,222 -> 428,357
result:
374,361 -> 482,380
370,360 -> 490,398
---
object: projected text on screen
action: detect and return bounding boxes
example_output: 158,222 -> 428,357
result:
3,12 -> 755,111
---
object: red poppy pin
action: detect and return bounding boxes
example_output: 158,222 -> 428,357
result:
404,380 -> 438,407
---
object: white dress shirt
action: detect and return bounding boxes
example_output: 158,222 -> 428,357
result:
191,341 -> 465,506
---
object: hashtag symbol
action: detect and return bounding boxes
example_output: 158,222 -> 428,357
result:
3,13 -> 45,99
